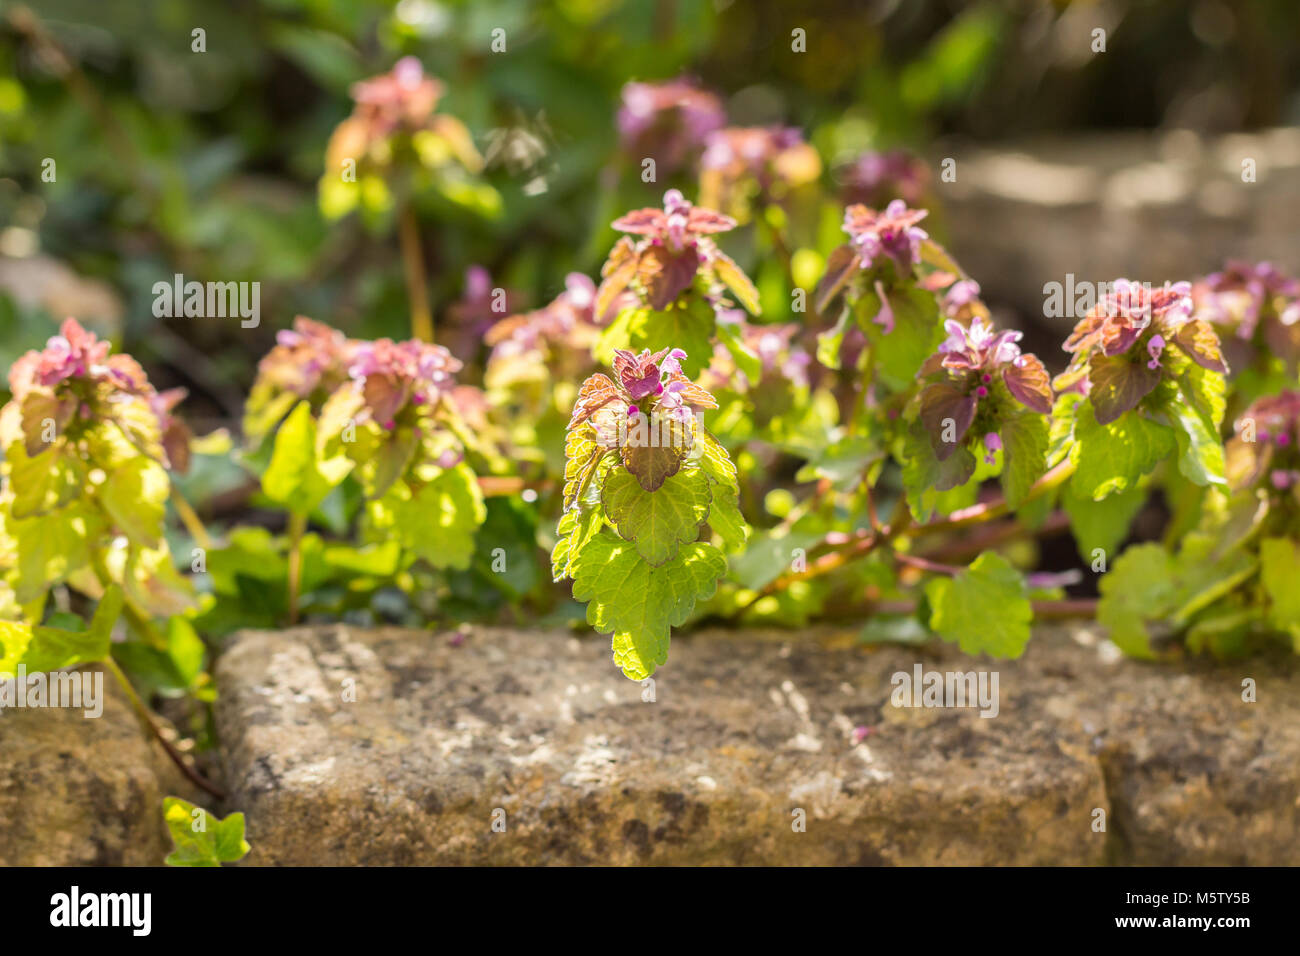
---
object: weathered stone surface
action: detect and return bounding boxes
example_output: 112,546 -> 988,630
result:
0,665 -> 177,866
213,623 -> 1300,865
938,128 -> 1300,329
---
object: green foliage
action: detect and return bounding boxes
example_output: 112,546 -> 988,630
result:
163,798 -> 250,867
926,552 -> 1033,658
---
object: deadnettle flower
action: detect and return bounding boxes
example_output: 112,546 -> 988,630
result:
596,190 -> 759,319
917,316 -> 1053,461
698,125 -> 822,217
487,273 -> 602,359
699,319 -> 811,393
1056,279 -> 1226,425
254,316 -> 355,401
1226,390 -> 1300,494
347,337 -> 461,429
813,200 -> 937,320
566,347 -> 718,492
1194,261 -> 1300,370
617,78 -> 725,173
323,57 -> 481,181
4,317 -> 181,465
837,149 -> 930,209
843,200 -> 929,276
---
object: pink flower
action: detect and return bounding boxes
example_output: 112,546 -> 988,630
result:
842,199 -> 929,276
983,431 -> 1002,465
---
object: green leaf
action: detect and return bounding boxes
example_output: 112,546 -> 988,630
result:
602,465 -> 710,565
571,531 -> 725,679
625,299 -> 714,378
901,422 -> 976,521
367,463 -> 487,571
262,401 -> 354,516
861,285 -> 943,391
1259,538 -> 1300,637
7,441 -> 83,519
999,411 -> 1048,509
706,481 -> 748,551
1097,543 -> 1177,659
925,552 -> 1033,658
715,319 -> 763,382
1088,353 -> 1160,425
163,798 -> 251,867
10,503 -> 101,601
98,457 -> 168,548
552,504 -> 604,582
19,585 -> 123,674
1072,404 -> 1176,501
1167,398 -> 1226,487
1063,481 -> 1143,561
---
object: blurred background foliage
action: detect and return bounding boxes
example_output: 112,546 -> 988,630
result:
3,0 -> 1298,426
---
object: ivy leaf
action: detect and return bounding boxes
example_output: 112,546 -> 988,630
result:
601,465 -> 711,566
262,401 -> 354,515
163,798 -> 251,867
99,457 -> 168,548
571,531 -> 725,679
1259,537 -> 1300,638
925,552 -> 1033,658
999,410 -> 1049,509
1088,353 -> 1160,426
1072,404 -> 1176,501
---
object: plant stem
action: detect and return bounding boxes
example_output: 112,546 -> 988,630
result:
399,203 -> 434,342
104,657 -> 226,800
170,487 -> 212,551
286,511 -> 307,626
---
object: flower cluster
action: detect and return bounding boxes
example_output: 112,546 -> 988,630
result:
1194,261 -> 1300,370
346,337 -> 461,430
324,57 -> 481,178
918,316 -> 1053,463
617,78 -> 724,174
1227,390 -> 1300,493
1057,279 -> 1226,424
5,317 -> 189,469
567,347 -> 717,492
487,274 -> 602,364
698,125 -> 822,217
837,149 -> 930,209
596,189 -> 757,318
813,199 -> 934,320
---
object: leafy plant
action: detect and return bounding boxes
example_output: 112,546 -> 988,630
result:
554,347 -> 744,679
162,797 -> 250,867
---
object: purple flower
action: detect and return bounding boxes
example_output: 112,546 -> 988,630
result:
1147,333 -> 1166,370
983,431 -> 1002,465
842,200 -> 929,276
